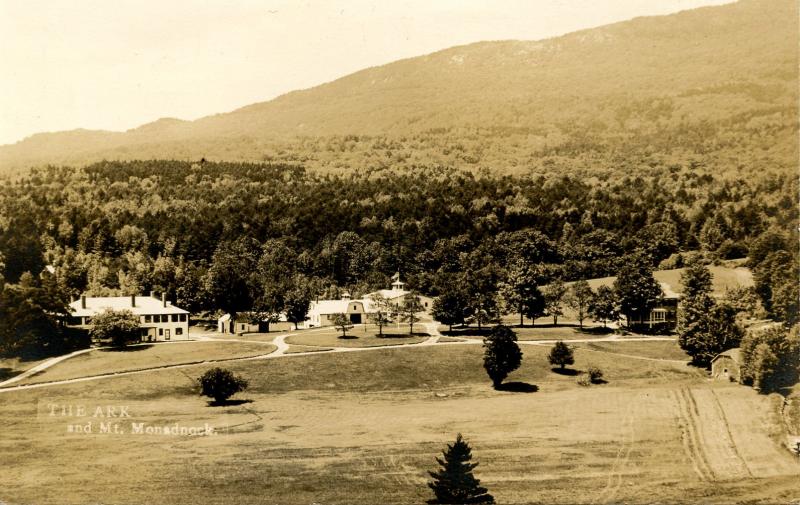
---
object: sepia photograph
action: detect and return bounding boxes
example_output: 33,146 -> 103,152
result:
0,1 -> 798,503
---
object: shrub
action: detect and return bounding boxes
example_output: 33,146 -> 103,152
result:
740,325 -> 800,393
89,309 -> 141,347
587,366 -> 604,384
198,367 -> 248,404
576,375 -> 591,387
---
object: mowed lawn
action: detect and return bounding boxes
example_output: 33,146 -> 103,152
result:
2,342 -> 798,505
11,341 -> 276,386
285,325 -> 429,348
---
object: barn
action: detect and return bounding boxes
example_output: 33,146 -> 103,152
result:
711,348 -> 741,382
305,296 -> 366,328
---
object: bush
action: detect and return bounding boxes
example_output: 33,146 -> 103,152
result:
587,366 -> 604,384
548,341 -> 574,370
89,309 -> 141,347
740,324 -> 800,393
576,375 -> 591,387
198,367 -> 248,404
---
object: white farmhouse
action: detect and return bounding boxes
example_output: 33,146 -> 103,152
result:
68,293 -> 190,342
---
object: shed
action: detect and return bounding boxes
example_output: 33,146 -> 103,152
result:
711,348 -> 741,382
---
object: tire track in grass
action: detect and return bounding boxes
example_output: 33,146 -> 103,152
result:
672,387 -> 714,481
709,389 -> 753,478
596,396 -> 636,504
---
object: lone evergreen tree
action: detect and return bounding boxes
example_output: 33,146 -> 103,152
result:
482,324 -> 523,388
548,340 -> 574,370
427,434 -> 494,504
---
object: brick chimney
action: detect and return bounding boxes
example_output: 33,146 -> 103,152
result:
150,290 -> 156,299
131,294 -> 136,307
161,292 -> 167,308
80,295 -> 86,309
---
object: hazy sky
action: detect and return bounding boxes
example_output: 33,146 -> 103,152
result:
1,0 -> 733,145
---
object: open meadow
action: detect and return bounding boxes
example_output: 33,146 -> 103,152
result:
1,340 -> 797,505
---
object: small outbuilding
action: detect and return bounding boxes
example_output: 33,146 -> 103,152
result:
711,348 -> 741,382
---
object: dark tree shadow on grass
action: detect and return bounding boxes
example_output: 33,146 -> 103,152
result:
338,335 -> 358,340
207,398 -> 253,407
495,381 -> 538,393
379,332 -> 430,339
551,368 -> 581,376
577,326 -> 615,335
441,327 -> 492,338
0,368 -> 21,382
101,344 -> 154,353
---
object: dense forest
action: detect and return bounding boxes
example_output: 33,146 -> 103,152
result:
0,158 -> 797,359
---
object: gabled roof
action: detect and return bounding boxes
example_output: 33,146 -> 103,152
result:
310,299 -> 364,315
659,282 -> 681,300
69,296 -> 189,317
712,348 -> 741,363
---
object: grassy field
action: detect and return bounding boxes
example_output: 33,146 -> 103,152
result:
285,326 -> 429,348
572,340 -> 691,362
0,342 -> 797,505
11,341 -> 276,386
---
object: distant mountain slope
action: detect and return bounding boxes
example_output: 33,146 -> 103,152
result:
1,0 -> 796,175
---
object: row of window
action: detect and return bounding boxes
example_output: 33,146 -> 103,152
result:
68,314 -> 187,326
142,314 -> 187,323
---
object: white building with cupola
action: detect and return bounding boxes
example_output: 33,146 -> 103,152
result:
304,273 -> 433,328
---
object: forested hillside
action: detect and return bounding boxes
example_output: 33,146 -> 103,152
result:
1,0 -> 796,175
0,160 -> 796,301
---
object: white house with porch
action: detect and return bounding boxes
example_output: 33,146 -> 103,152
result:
68,293 -> 190,342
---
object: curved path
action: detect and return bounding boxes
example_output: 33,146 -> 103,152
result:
0,328 -> 679,394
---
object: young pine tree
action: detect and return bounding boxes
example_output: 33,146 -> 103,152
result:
427,434 -> 494,504
548,340 -> 574,370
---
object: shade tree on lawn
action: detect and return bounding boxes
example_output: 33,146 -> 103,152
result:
367,292 -> 395,336
482,324 -> 523,388
544,278 -> 567,325
588,285 -> 620,328
400,292 -> 425,335
499,261 -> 546,327
566,279 -> 593,329
431,285 -> 470,333
332,313 -> 354,338
613,254 -> 663,328
284,277 -> 313,330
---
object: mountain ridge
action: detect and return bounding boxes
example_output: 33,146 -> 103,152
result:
1,0 -> 796,174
